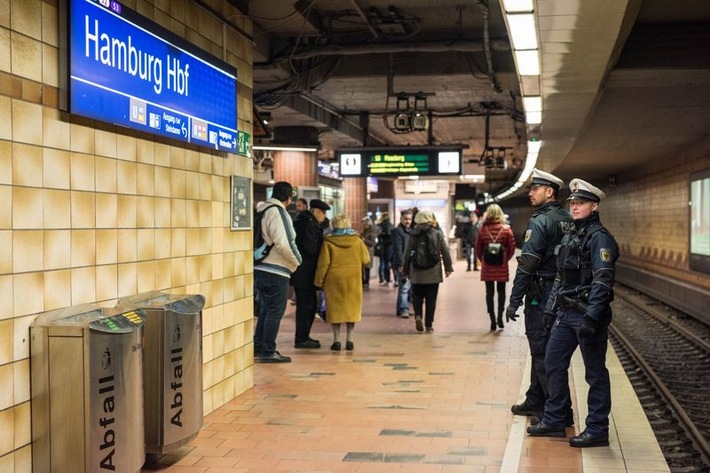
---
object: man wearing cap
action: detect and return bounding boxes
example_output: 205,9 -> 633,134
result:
527,179 -> 619,448
506,169 -> 573,422
290,199 -> 331,349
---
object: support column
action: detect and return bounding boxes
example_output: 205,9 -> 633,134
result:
343,178 -> 368,229
272,150 -> 318,187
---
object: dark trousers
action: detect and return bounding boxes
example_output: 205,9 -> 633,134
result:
294,287 -> 317,343
464,242 -> 478,270
412,283 -> 440,328
543,306 -> 611,436
485,281 -> 506,316
254,271 -> 289,356
523,296 -> 550,410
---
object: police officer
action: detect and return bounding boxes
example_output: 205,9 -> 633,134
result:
505,169 -> 572,421
527,179 -> 619,448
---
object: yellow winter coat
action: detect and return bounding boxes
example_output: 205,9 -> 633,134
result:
314,233 -> 371,324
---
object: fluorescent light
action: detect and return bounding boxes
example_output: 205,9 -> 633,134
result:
527,139 -> 542,154
526,111 -> 542,124
515,50 -> 540,75
507,13 -> 538,50
523,96 -> 542,112
253,145 -> 319,152
503,0 -> 533,12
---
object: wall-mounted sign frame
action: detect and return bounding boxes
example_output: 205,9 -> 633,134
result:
337,147 -> 462,177
60,0 -> 238,153
230,176 -> 251,231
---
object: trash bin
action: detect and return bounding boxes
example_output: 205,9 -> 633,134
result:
30,304 -> 146,473
116,291 -> 205,454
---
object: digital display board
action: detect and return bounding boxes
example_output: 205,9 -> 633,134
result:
62,0 -> 238,152
337,147 -> 462,177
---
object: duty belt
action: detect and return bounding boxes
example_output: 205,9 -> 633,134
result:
560,296 -> 588,312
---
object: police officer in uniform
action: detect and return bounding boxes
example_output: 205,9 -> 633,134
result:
527,179 -> 619,448
505,170 -> 572,421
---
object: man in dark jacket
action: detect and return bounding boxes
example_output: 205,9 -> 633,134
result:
461,212 -> 480,271
290,199 -> 330,348
392,209 -> 413,317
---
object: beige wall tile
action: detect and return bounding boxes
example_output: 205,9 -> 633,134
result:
211,201 -> 224,228
170,147 -> 185,170
212,329 -> 224,358
186,150 -> 200,171
95,193 -> 117,229
15,444 -> 32,473
96,230 -> 117,265
0,28 -> 9,73
71,266 -> 96,304
117,161 -> 137,195
71,191 -> 96,228
136,139 -> 154,164
71,229 -> 96,267
116,134 -> 137,162
12,143 -> 42,187
199,173 -> 211,200
0,275 -> 12,321
154,197 -> 171,228
70,123 -> 95,154
117,229 -> 137,263
171,199 -> 186,227
137,229 -> 155,261
13,358 -> 29,404
223,253 -> 235,279
171,228 -> 186,258
0,405 -> 14,456
154,143 -> 170,167
11,0 -> 41,40
43,189 -> 70,229
96,264 -> 118,302
43,148 -> 70,190
43,269 -> 70,311
42,43 -> 58,87
43,230 -> 69,270
171,169 -> 186,199
0,187 -> 10,230
0,319 -> 11,364
185,200 -> 199,228
199,201 -> 211,228
185,228 -> 200,257
10,32 -> 42,83
154,259 -> 171,290
13,401 -> 30,448
12,187 -> 42,230
0,141 -> 11,184
117,195 -> 137,228
185,170 -> 200,200
154,166 -> 171,197
41,1 -> 58,45
211,175 -> 224,201
12,230 -> 42,273
154,229 -> 171,259
136,163 -> 154,196
184,255 -> 199,285
0,449 -> 12,471
0,231 -> 9,274
42,108 -> 70,150
136,196 -> 155,228
136,260 -> 155,293
13,313 -> 36,359
117,262 -> 137,298
95,157 -> 117,193
95,129 -> 117,158
70,152 -> 95,191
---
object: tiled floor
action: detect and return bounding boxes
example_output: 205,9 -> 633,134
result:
142,258 -> 669,473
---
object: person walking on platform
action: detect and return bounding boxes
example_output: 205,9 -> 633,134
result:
392,209 -> 414,317
506,169 -> 573,420
290,199 -> 331,349
402,210 -> 454,333
253,181 -> 302,363
375,213 -> 394,285
475,204 -> 516,330
527,179 -> 619,448
359,216 -> 376,287
461,211 -> 481,271
315,214 -> 371,351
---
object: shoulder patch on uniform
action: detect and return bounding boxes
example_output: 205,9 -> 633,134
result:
600,248 -> 612,262
524,229 -> 532,242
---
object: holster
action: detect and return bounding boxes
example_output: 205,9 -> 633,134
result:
560,295 -> 588,313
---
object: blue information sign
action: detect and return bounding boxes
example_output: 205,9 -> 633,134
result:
65,0 -> 238,152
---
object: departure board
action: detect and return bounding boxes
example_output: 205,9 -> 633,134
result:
337,147 -> 461,177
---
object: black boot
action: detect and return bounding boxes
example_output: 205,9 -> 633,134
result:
497,311 -> 504,329
489,313 -> 496,331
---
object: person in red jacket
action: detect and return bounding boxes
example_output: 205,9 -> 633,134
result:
475,204 -> 517,330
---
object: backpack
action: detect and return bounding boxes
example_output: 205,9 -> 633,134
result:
483,227 -> 505,265
412,231 -> 440,270
253,204 -> 277,263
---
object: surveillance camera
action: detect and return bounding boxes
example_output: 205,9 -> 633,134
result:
411,113 -> 428,131
394,113 -> 411,131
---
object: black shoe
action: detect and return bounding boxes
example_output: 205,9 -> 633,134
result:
331,341 -> 341,351
425,327 -> 433,333
294,339 -> 320,349
527,422 -> 566,437
569,430 -> 609,448
473,268 -> 479,271
257,351 -> 291,363
497,315 -> 504,329
345,341 -> 354,351
511,403 -> 543,416
466,267 -> 471,272
415,316 -> 424,332
490,321 -> 497,331
531,414 -> 574,427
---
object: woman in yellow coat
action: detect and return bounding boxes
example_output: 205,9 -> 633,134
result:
315,214 -> 371,351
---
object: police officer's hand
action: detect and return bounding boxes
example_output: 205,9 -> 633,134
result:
542,311 -> 556,332
505,306 -> 519,322
578,316 -> 598,339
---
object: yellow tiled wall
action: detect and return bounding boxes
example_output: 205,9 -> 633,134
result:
0,0 -> 256,470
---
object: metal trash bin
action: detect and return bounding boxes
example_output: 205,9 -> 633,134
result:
30,304 -> 146,473
116,291 -> 205,454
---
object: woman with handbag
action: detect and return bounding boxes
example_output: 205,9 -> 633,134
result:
475,204 -> 517,330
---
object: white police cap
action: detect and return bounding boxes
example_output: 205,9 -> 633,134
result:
567,179 -> 606,203
528,168 -> 564,191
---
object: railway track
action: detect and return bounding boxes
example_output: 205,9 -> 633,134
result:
610,285 -> 710,473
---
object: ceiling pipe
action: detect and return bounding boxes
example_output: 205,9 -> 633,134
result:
348,0 -> 382,40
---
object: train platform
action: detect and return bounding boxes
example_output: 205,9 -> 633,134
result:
144,258 -> 670,473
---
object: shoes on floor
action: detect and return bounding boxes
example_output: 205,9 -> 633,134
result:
331,341 -> 341,351
415,316 -> 423,332
345,341 -> 354,351
569,430 -> 609,448
526,421 -> 566,437
531,411 -> 574,427
425,327 -> 433,333
294,339 -> 321,349
397,311 -> 410,318
466,267 -> 471,271
256,351 -> 291,363
511,402 -> 544,416
490,321 -> 497,331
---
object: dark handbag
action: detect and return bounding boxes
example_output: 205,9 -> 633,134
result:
483,227 -> 505,265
